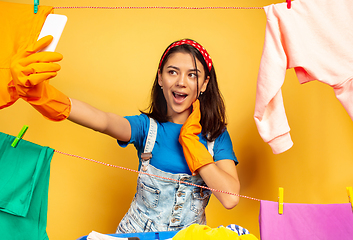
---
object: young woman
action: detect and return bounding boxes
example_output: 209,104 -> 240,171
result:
10,36 -> 240,233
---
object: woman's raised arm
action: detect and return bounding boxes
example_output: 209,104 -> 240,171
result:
68,98 -> 131,142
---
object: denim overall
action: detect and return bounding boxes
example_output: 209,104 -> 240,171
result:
116,118 -> 213,233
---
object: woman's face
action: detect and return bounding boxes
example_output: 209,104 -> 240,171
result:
158,51 -> 209,124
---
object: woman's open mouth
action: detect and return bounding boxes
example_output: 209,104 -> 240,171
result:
173,92 -> 188,103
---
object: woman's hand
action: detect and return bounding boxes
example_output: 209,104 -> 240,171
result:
179,99 -> 214,175
179,99 -> 240,209
10,35 -> 70,121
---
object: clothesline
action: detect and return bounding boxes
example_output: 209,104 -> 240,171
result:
54,149 -> 262,202
53,6 -> 264,10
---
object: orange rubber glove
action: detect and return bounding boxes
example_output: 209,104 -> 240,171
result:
179,99 -> 214,175
10,35 -> 71,121
0,78 -> 19,110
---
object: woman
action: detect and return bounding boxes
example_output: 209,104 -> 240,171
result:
10,36 -> 240,233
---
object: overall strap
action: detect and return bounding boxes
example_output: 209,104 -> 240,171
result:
143,118 -> 158,154
207,140 -> 215,157
206,133 -> 215,157
141,117 -> 157,162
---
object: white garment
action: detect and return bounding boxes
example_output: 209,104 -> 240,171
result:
87,231 -> 173,240
87,231 -> 127,240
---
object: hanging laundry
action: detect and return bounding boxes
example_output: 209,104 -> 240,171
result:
259,200 -> 353,240
0,132 -> 54,240
0,1 -> 53,110
254,0 -> 353,154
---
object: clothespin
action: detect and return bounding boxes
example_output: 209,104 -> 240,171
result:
286,0 -> 291,9
11,125 -> 29,148
278,187 -> 284,214
34,0 -> 39,14
347,187 -> 353,211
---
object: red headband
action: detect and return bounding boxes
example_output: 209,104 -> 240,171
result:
159,39 -> 213,72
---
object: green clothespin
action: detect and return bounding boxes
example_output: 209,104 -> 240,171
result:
11,125 -> 29,148
34,0 -> 39,14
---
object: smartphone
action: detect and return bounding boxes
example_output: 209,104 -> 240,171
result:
37,14 -> 67,52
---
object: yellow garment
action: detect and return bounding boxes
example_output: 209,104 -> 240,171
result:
172,224 -> 259,240
10,35 -> 70,121
0,1 -> 53,110
179,100 -> 214,175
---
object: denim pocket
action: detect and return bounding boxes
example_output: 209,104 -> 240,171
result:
190,187 -> 211,214
138,181 -> 160,209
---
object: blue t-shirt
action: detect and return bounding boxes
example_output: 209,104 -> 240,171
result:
118,114 -> 238,175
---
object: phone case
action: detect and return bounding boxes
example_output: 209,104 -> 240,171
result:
37,14 -> 67,52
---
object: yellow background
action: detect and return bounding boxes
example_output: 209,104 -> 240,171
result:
1,0 -> 353,239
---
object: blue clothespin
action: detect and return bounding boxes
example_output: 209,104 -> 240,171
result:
34,0 -> 39,14
11,125 -> 29,148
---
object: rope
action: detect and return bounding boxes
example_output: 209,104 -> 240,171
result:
53,6 -> 264,10
54,149 -> 261,202
40,4 -> 265,202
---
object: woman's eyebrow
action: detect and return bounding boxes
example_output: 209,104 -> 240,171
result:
166,65 -> 201,73
166,65 -> 180,71
190,69 -> 202,73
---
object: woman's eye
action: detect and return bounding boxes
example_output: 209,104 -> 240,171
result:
189,73 -> 198,78
168,70 -> 177,75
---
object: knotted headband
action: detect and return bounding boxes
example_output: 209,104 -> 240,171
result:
159,39 -> 213,72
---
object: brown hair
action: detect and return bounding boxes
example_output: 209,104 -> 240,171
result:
141,39 -> 227,141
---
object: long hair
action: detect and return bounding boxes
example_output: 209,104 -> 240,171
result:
141,39 -> 227,141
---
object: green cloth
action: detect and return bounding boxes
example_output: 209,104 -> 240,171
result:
0,132 -> 53,240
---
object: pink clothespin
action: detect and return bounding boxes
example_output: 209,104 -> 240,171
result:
286,0 -> 291,9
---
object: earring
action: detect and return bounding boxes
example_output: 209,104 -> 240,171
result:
161,86 -> 163,90
200,92 -> 203,95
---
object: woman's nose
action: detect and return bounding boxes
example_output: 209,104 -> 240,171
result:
176,74 -> 187,87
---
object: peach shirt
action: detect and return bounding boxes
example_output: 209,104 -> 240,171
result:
255,0 -> 353,154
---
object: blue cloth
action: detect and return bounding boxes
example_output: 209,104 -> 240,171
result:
118,114 -> 238,174
223,224 -> 250,236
